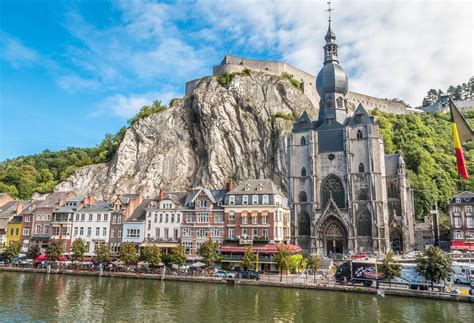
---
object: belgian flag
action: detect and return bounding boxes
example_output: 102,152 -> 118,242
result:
442,96 -> 474,180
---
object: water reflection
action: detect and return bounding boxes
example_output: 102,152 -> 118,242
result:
0,273 -> 472,322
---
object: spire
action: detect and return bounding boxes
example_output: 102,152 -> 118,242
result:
323,1 -> 338,64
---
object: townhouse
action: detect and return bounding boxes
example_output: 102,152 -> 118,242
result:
109,194 -> 142,255
449,191 -> 474,252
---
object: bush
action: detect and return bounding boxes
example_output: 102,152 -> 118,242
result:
281,72 -> 301,90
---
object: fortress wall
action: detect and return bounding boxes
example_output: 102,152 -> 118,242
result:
186,55 -> 411,115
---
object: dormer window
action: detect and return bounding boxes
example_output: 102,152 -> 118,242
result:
229,196 -> 235,205
252,195 -> 258,205
244,185 -> 250,191
455,198 -> 461,203
242,196 -> 248,205
257,184 -> 263,191
355,114 -> 363,124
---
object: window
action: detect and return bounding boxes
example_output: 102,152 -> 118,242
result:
229,211 -> 235,221
154,214 -> 157,223
111,228 -> 115,238
118,216 -> 122,224
242,228 -> 248,237
242,215 -> 248,224
359,163 -> 365,173
79,227 -> 84,236
164,228 -> 169,239
103,228 -> 106,236
156,228 -> 161,238
160,214 -> 163,223
96,227 -> 100,236
23,228 -> 30,236
87,227 -> 91,237
177,214 -> 180,223
200,200 -> 208,208
454,231 -> 463,239
89,214 -> 93,221
10,228 -> 13,235
252,228 -> 258,237
229,196 -> 235,205
97,214 -> 101,221
197,228 -> 207,237
326,117 -> 335,124
25,216 -> 31,222
171,214 -> 175,223
165,214 -> 169,223
148,220 -> 151,230
81,214 -> 85,221
44,225 -> 49,235
182,228 -> 191,237
263,229 -> 269,238
183,242 -> 193,254
299,191 -> 307,203
455,198 -> 461,203
186,214 -> 193,223
466,216 -> 473,228
357,129 -> 363,140
174,229 -> 179,240
215,214 -> 224,223
126,229 -> 140,238
454,217 -> 462,228
252,195 -> 258,205
336,97 -> 344,108
75,214 -> 79,221
301,167 -> 307,177
357,212 -> 372,236
228,228 -> 235,238
252,216 -> 258,224
104,214 -> 108,222
243,196 -> 248,205
262,216 -> 268,224
299,212 -> 310,236
212,228 -> 222,237
198,213 -> 209,223
321,174 -> 345,209
118,230 -> 122,238
466,206 -> 472,214
262,195 -> 269,204
301,136 -> 306,146
355,114 -> 363,125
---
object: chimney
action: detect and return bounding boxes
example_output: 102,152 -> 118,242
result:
159,189 -> 164,201
226,179 -> 234,192
15,202 -> 24,215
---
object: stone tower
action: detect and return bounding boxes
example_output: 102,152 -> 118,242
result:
287,19 -> 415,256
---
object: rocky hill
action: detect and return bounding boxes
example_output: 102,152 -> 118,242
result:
55,72 -> 315,199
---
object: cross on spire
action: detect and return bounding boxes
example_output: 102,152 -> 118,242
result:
326,1 -> 334,23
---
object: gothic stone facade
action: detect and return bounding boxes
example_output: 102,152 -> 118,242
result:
287,22 -> 415,256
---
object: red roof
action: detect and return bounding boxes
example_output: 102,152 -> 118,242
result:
220,243 -> 302,254
450,240 -> 474,251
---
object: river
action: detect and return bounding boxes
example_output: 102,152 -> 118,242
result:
0,272 -> 472,322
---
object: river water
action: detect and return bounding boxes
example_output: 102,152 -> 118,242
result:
0,272 -> 472,322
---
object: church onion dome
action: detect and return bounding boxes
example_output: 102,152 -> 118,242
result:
316,63 -> 348,96
316,22 -> 349,96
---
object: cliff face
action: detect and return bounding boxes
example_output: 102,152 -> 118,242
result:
55,72 -> 316,199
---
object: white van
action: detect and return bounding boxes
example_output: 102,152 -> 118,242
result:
452,262 -> 474,284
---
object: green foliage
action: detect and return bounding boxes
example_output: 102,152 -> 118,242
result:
141,245 -> 162,266
281,72 -> 301,90
170,245 -> 187,266
373,109 -> 473,219
71,238 -> 87,261
197,239 -> 220,267
120,242 -> 138,265
46,239 -> 63,262
380,251 -> 401,284
306,256 -> 321,283
242,246 -> 257,271
273,244 -> 291,282
27,245 -> 41,259
416,246 -> 452,291
161,254 -> 173,267
5,241 -> 21,262
422,76 -> 473,106
216,69 -> 252,87
95,243 -> 111,264
127,100 -> 167,126
288,254 -> 306,274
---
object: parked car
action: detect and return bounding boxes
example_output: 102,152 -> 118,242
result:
237,270 -> 260,280
215,270 -> 228,278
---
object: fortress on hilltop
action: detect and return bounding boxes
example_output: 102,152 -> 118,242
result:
186,55 -> 418,115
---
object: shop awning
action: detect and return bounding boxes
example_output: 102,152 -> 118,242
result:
450,240 -> 474,251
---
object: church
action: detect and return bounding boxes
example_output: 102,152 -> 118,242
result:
287,19 -> 416,256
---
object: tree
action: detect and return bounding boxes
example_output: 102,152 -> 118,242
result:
273,244 -> 291,282
170,245 -> 187,267
306,256 -> 321,283
46,239 -> 63,263
5,241 -> 21,262
242,246 -> 257,271
119,242 -> 138,265
198,239 -> 220,267
380,251 -> 401,286
288,254 -> 306,274
95,243 -> 111,264
141,245 -> 162,266
27,245 -> 41,259
416,246 -> 452,291
71,238 -> 87,261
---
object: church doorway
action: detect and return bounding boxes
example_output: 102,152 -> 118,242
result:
322,219 -> 347,256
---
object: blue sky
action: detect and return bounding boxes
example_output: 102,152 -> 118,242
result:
1,0 -> 472,161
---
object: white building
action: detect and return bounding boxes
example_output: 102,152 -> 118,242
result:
145,193 -> 186,243
122,199 -> 153,244
72,203 -> 112,256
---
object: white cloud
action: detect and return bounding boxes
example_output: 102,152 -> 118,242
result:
197,0 -> 473,106
94,90 -> 180,119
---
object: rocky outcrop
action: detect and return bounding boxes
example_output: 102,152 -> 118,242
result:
55,72 -> 316,199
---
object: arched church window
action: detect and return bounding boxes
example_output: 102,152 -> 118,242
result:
326,96 -> 334,109
359,163 -> 365,173
301,136 -> 306,146
299,212 -> 310,236
299,191 -> 307,203
356,212 -> 372,236
336,97 -> 343,109
387,182 -> 399,198
301,167 -> 307,177
321,174 -> 345,210
357,130 -> 363,140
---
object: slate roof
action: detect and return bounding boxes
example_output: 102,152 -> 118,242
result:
450,191 -> 474,204
0,201 -> 29,219
385,154 -> 402,177
229,179 -> 284,195
77,202 -> 113,213
125,199 -> 154,222
346,104 -> 374,127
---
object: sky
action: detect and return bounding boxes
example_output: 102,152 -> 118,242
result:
0,0 -> 472,161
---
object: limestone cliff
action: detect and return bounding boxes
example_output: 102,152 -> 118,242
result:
55,72 -> 315,199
